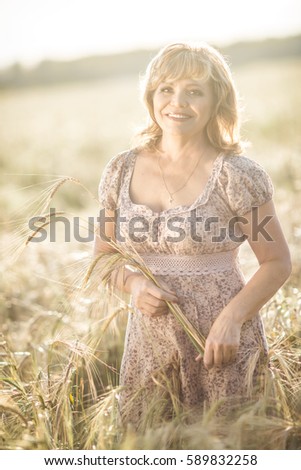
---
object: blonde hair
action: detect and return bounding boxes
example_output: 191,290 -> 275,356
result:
134,42 -> 244,155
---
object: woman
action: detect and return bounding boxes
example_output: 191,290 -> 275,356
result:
94,43 -> 291,430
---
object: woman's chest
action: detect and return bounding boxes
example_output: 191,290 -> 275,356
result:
129,153 -> 213,213
115,194 -> 244,254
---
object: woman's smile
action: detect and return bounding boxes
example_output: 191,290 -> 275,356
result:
166,112 -> 192,121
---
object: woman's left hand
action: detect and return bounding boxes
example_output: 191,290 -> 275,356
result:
195,312 -> 242,369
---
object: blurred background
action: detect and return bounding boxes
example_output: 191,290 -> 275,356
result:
1,0 -> 301,451
1,0 -> 301,294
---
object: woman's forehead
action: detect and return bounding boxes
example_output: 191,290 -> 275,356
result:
159,77 -> 209,85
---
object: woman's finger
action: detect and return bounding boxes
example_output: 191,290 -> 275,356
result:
203,345 -> 214,370
139,302 -> 169,317
158,280 -> 178,295
144,293 -> 167,308
147,285 -> 178,303
214,347 -> 223,368
223,346 -> 238,364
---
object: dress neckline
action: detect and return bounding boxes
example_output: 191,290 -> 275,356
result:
125,148 -> 225,216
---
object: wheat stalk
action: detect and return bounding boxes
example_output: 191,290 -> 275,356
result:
83,239 -> 205,356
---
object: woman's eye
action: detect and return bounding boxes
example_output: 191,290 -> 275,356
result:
160,87 -> 172,93
188,89 -> 203,96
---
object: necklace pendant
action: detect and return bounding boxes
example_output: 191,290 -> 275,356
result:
169,196 -> 173,204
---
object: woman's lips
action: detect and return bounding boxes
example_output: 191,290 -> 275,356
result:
166,113 -> 192,121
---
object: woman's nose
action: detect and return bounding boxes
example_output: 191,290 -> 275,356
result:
170,89 -> 188,107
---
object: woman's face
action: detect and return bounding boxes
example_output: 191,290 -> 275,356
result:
152,77 -> 214,139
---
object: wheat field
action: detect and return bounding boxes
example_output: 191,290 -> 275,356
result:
0,57 -> 301,450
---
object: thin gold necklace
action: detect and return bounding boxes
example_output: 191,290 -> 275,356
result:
157,148 -> 207,204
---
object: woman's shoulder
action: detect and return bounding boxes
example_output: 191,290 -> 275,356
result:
98,148 -> 136,210
217,153 -> 274,216
222,153 -> 270,176
102,148 -> 135,172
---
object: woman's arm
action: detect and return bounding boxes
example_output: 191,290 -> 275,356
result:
196,199 -> 292,369
94,208 -> 178,315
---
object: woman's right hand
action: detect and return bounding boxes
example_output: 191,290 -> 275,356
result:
126,274 -> 179,317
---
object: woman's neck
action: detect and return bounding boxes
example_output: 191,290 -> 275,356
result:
157,134 -> 212,163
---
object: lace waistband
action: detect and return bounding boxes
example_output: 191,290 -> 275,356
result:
140,249 -> 239,276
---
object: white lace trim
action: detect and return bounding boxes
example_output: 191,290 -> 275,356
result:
140,249 -> 239,276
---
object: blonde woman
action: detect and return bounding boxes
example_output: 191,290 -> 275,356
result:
94,43 -> 291,430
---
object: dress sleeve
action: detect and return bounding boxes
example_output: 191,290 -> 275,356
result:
219,155 -> 274,216
98,151 -> 128,210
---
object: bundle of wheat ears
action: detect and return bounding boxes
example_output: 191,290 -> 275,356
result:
84,238 -> 206,357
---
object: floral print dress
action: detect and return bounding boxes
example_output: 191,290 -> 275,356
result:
98,149 -> 274,430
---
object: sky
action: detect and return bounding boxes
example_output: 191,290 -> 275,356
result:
0,0 -> 301,67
